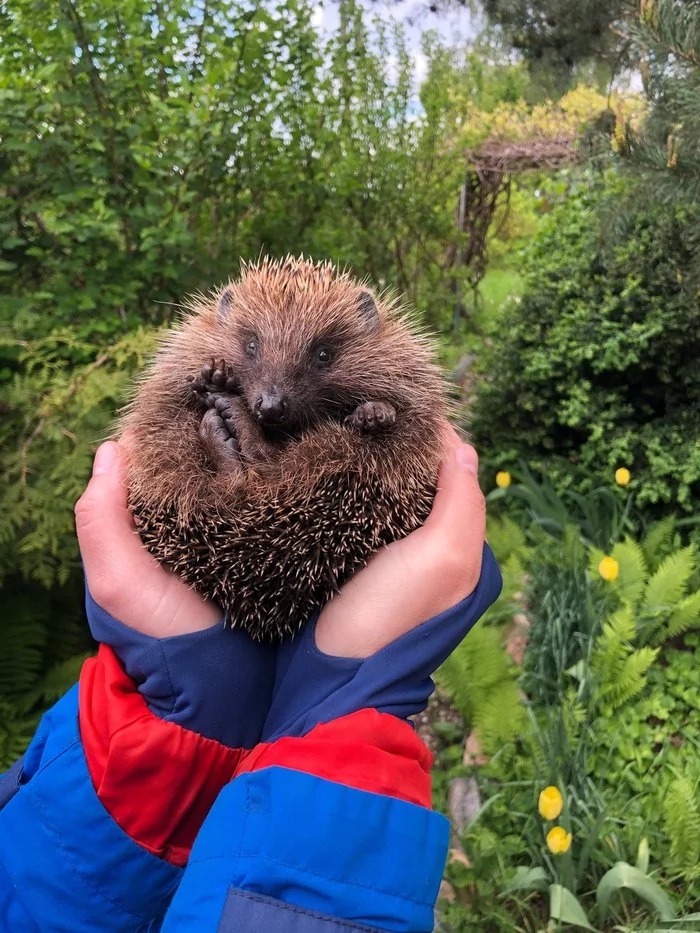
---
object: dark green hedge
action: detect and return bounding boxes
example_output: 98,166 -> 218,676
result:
472,183 -> 700,512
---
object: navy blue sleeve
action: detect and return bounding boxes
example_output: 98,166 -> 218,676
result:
0,758 -> 23,812
86,587 -> 277,749
263,543 -> 502,741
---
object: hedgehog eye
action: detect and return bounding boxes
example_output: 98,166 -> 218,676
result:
245,338 -> 258,358
316,347 -> 332,365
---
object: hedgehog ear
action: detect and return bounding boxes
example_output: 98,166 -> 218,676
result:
357,291 -> 379,331
218,288 -> 234,319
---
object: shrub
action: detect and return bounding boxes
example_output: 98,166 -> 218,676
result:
471,181 -> 700,513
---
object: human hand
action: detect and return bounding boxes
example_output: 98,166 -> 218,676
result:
315,427 -> 485,658
75,441 -> 221,637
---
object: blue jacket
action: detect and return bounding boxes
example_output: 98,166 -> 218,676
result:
0,546 -> 501,931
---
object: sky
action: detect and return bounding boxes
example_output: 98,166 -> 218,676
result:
311,0 -> 483,83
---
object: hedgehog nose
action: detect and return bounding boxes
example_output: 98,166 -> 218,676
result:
256,390 -> 288,425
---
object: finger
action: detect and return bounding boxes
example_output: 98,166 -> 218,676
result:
440,421 -> 465,454
422,442 -> 485,543
75,442 -> 162,603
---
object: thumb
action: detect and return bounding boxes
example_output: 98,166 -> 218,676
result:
422,442 -> 485,545
406,441 -> 486,605
74,442 -> 149,605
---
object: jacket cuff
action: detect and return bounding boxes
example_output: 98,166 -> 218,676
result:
263,543 -> 502,741
162,767 -> 449,933
238,709 -> 433,808
85,586 -> 276,748
79,645 -> 243,865
0,756 -> 23,811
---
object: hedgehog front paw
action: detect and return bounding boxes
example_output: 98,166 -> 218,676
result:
199,400 -> 241,473
188,359 -> 239,409
346,400 -> 396,432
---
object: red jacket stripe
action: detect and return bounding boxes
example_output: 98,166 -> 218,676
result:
79,645 -> 242,866
237,709 -> 434,809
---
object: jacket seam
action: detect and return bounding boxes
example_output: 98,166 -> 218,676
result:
190,850 -> 435,908
26,741 -> 174,924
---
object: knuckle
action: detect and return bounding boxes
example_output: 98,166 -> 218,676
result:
73,492 -> 93,526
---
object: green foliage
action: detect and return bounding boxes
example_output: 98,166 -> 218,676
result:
589,535 -> 700,649
618,0 -> 700,283
437,482 -> 700,930
481,0 -> 630,89
663,768 -> 700,882
596,860 -> 676,922
1,0 -> 547,769
490,462 -> 638,552
482,513 -> 531,626
437,622 -> 525,755
0,580 -> 93,770
589,606 -> 659,711
522,531 -> 603,704
586,637 -> 700,884
472,182 -> 700,514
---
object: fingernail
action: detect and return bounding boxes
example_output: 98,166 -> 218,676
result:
92,442 -> 119,476
456,444 -> 478,475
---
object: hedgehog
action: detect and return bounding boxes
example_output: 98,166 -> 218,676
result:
119,256 -> 449,641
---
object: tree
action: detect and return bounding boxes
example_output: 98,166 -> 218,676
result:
481,0 -> 634,89
616,0 -> 700,280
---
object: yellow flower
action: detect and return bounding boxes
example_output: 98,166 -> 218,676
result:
615,467 -> 631,486
496,471 -> 511,489
546,826 -> 573,855
538,786 -> 564,821
598,556 -> 620,582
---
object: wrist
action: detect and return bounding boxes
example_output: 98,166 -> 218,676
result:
84,573 -> 221,638
85,586 -> 276,748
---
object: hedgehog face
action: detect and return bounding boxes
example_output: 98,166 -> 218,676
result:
217,283 -> 383,438
232,329 -> 352,434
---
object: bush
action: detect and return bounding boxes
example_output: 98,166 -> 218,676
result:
471,181 -> 700,513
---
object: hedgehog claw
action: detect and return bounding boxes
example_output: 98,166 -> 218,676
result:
347,400 -> 396,433
199,406 -> 241,472
189,359 -> 239,408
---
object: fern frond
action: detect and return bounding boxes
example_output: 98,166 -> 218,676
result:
0,702 -> 37,771
663,771 -> 700,879
605,647 -> 659,710
642,516 -> 677,572
591,605 -> 636,684
486,515 -> 529,564
0,607 -> 48,697
589,538 -> 647,607
472,682 -> 526,750
662,589 -> 700,642
437,623 -> 526,755
612,538 -> 648,607
19,653 -> 90,712
643,546 -> 695,615
591,607 -> 657,710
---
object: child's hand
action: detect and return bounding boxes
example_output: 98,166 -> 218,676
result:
75,442 -> 221,637
315,427 -> 486,658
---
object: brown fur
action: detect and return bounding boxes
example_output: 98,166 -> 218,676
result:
119,256 -> 448,640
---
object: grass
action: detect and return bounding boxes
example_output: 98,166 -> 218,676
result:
438,259 -> 524,371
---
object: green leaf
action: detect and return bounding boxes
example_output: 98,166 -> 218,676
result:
596,862 -> 676,921
612,538 -> 648,606
642,517 -> 676,571
643,547 -> 694,615
637,837 -> 650,874
549,884 -> 598,931
665,589 -> 700,640
504,865 -> 549,893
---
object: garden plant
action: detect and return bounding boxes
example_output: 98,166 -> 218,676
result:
1,0 -> 699,929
